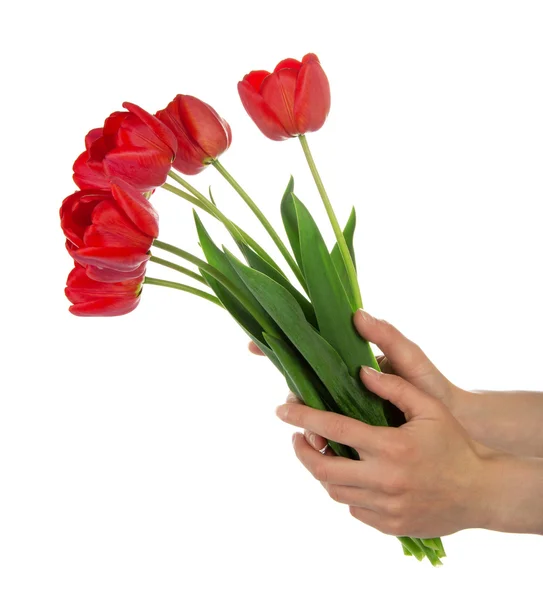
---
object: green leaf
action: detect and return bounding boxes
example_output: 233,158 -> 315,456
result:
224,250 -> 387,427
280,176 -> 303,269
264,333 -> 358,459
208,186 -> 217,206
293,194 -> 378,376
194,211 -> 280,342
237,242 -> 317,329
331,207 -> 357,305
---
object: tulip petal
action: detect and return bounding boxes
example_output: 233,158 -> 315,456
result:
260,69 -> 299,136
294,54 -> 331,134
85,262 -> 148,283
72,151 -> 110,190
110,179 -> 159,239
72,246 -> 150,271
123,102 -> 178,156
84,200 -> 152,251
156,99 -> 208,175
68,296 -> 140,317
237,80 -> 290,141
85,127 -> 103,151
60,189 -> 109,246
176,95 -> 232,158
274,58 -> 302,73
103,147 -> 172,191
244,70 -> 271,91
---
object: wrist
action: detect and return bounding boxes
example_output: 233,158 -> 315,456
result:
472,450 -> 543,534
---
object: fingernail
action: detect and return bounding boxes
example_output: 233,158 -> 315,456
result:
307,432 -> 317,448
361,365 -> 380,377
357,308 -> 374,321
276,404 -> 289,419
292,432 -> 297,446
286,392 -> 299,404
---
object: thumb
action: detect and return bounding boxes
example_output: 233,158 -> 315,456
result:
360,366 -> 442,422
353,309 -> 450,401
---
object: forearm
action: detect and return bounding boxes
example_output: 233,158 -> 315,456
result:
451,389 -> 543,458
477,452 -> 543,535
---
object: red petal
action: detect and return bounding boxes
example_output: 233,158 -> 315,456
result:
176,95 -> 231,159
103,111 -> 129,138
84,200 -> 152,250
123,102 -> 177,156
72,151 -> 109,190
103,147 -> 172,191
274,58 -> 302,73
60,189 -> 109,247
110,179 -> 159,239
85,262 -> 147,283
68,296 -> 140,316
260,70 -> 299,136
243,70 -> 271,92
156,99 -> 208,174
294,55 -> 331,133
72,246 -> 150,271
85,127 -> 103,151
237,80 -> 290,141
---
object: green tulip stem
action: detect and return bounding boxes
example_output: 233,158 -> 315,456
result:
211,159 -> 308,292
148,255 -> 208,286
143,277 -> 223,307
152,239 -> 281,337
298,134 -> 363,310
163,176 -> 285,278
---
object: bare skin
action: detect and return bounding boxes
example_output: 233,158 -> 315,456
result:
251,309 -> 543,537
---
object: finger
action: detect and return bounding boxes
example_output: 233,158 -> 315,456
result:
353,310 -> 439,383
277,403 -> 391,456
376,355 -> 394,374
360,367 -> 442,421
349,505 -> 392,534
248,341 -> 265,356
304,430 -> 331,454
286,393 -> 330,453
291,432 -> 366,485
323,482 -> 383,510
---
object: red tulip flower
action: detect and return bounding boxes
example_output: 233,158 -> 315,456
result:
73,102 -> 177,192
156,95 -> 232,175
238,53 -> 331,141
65,264 -> 143,316
60,179 -> 158,283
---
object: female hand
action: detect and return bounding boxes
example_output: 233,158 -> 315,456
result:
275,367 -> 497,538
251,308 -> 466,454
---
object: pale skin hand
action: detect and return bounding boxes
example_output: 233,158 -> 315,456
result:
250,309 -> 543,536
250,309 -> 543,458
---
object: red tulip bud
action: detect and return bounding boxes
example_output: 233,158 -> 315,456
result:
238,53 -> 331,141
156,94 -> 232,175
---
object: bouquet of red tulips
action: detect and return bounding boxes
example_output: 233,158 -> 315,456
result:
60,53 -> 446,566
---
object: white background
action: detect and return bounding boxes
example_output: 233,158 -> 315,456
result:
1,0 -> 542,598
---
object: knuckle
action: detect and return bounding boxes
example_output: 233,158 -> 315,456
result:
349,505 -> 361,520
382,435 -> 408,459
312,461 -> 330,482
384,497 -> 405,518
379,470 -> 408,495
327,484 -> 342,503
381,518 -> 405,536
327,415 -> 349,440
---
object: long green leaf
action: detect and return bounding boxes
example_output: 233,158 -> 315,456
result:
280,176 -> 303,270
237,242 -> 317,329
194,211 -> 280,341
264,333 -> 358,460
331,207 -> 357,306
224,250 -> 387,427
293,194 -> 378,376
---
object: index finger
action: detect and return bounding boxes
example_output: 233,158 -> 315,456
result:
275,403 -> 393,456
